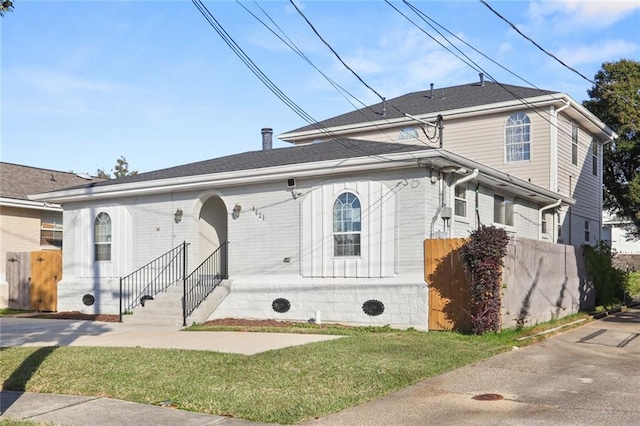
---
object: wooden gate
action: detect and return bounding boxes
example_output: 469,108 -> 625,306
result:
6,250 -> 61,311
6,252 -> 30,310
425,238 -> 471,332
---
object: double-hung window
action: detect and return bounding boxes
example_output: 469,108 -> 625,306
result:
454,184 -> 467,217
505,113 -> 531,162
333,192 -> 361,257
94,212 -> 112,261
494,195 -> 514,227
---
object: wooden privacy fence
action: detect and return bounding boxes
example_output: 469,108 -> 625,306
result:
424,237 -> 590,332
6,250 -> 61,311
424,238 -> 471,332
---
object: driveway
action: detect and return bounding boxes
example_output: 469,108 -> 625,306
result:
304,307 -> 640,425
0,317 -> 341,355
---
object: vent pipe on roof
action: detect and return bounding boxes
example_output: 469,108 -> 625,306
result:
430,83 -> 434,98
261,127 -> 273,151
479,73 -> 485,86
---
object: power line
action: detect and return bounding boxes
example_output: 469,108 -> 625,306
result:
478,0 -> 596,85
387,0 -> 561,130
287,0 -> 387,104
239,1 -> 432,147
191,0 -> 424,161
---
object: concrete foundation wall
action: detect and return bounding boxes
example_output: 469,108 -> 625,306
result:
208,273 -> 428,329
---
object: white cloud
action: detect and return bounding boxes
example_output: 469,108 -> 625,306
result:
528,0 -> 640,30
555,39 -> 638,66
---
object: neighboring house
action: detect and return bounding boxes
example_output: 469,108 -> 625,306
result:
602,212 -> 639,255
0,162 -> 103,306
31,79 -> 615,328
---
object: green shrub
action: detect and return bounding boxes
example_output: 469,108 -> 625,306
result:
460,225 -> 509,334
582,242 -> 629,308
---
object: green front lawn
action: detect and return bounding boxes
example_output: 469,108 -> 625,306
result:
0,313 -> 589,424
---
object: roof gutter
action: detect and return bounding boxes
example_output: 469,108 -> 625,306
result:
0,197 -> 62,212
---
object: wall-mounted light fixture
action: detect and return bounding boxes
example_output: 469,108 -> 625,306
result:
174,208 -> 183,223
232,203 -> 242,219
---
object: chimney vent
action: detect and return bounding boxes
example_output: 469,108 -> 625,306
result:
430,83 -> 434,98
261,127 -> 273,151
479,73 -> 485,86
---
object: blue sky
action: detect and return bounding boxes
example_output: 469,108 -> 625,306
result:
2,0 -> 639,175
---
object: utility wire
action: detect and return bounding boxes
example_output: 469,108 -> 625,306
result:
287,0 -> 387,104
191,0 -> 422,160
479,0 -> 596,85
239,0 -> 424,146
387,0 -> 560,130
403,0 -> 540,90
287,0 -> 444,144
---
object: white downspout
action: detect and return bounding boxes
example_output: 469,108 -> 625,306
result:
539,199 -> 562,241
449,168 -> 479,238
550,101 -> 570,192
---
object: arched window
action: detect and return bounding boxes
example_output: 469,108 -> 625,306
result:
505,112 -> 531,162
94,212 -> 112,261
333,192 -> 361,256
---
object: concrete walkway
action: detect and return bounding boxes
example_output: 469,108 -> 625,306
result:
2,308 -> 639,425
0,317 -> 342,355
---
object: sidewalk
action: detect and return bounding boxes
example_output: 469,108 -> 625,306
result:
0,391 -> 270,425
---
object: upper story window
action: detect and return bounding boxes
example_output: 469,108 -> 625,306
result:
571,125 -> 579,165
494,195 -> 514,227
398,127 -> 419,140
454,184 -> 467,217
333,192 -> 361,257
505,113 -> 531,162
591,139 -> 598,176
94,212 -> 112,261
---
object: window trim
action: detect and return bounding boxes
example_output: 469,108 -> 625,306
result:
454,183 -> 467,218
493,194 -> 515,227
332,192 -> 362,258
94,212 -> 112,262
41,222 -> 63,248
504,112 -> 531,163
584,220 -> 590,242
571,124 -> 579,166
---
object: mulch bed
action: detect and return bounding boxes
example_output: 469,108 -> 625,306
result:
9,312 -> 309,328
13,311 -> 120,323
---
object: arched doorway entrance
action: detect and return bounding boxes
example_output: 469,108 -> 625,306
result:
198,196 -> 228,265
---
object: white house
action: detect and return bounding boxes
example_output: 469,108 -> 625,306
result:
32,79 -> 615,328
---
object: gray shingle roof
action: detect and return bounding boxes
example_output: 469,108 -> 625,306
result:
59,139 -> 429,190
286,81 -> 557,134
0,162 -> 104,201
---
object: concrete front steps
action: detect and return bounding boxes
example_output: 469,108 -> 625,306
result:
122,280 -> 231,326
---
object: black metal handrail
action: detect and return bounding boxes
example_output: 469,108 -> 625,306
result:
182,241 -> 228,326
119,241 -> 188,322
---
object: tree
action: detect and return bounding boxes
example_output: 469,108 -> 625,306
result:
0,1 -> 13,17
583,59 -> 640,238
96,156 -> 138,179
